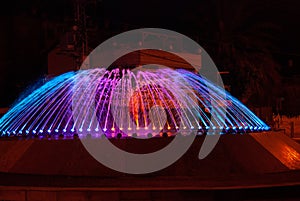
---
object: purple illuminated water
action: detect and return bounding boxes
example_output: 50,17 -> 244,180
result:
0,68 -> 269,138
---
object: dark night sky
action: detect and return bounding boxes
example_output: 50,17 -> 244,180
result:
0,0 -> 300,108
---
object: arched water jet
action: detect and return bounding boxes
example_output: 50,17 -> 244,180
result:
0,68 -> 269,138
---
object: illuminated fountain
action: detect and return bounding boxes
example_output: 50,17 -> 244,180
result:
0,67 -> 269,138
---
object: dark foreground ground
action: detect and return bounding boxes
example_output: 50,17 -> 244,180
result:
0,131 -> 300,200
1,171 -> 300,201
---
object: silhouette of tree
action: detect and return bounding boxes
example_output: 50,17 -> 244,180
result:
190,0 -> 284,106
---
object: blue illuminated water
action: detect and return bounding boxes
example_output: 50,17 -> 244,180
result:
0,68 -> 269,138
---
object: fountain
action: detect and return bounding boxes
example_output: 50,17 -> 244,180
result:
0,67 -> 269,138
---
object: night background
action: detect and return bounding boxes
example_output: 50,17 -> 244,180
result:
0,0 -> 300,117
1,1 -> 300,200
